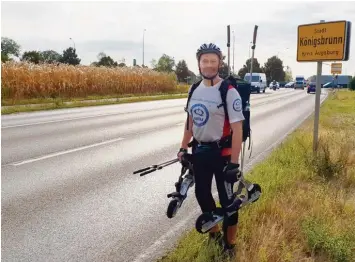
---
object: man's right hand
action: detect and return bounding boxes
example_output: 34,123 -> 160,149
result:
177,148 -> 188,162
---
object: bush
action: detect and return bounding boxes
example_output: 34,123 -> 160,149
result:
349,76 -> 355,91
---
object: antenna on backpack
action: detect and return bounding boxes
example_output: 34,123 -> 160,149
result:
227,25 -> 231,77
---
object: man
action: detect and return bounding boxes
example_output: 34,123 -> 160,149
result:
177,43 -> 244,255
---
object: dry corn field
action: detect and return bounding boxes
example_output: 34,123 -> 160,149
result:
1,62 -> 178,102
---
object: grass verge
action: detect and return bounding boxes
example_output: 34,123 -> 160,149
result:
1,92 -> 188,114
158,90 -> 355,262
1,84 -> 190,114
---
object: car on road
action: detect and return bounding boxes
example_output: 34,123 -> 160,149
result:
285,82 -> 295,88
307,82 -> 316,93
279,81 -> 287,87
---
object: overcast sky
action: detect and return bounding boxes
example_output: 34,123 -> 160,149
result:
2,1 -> 355,78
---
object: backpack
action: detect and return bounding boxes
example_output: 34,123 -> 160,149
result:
184,75 -> 252,150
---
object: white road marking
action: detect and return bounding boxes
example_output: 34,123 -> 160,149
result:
2,112 -> 122,129
5,137 -> 125,167
1,106 -> 183,129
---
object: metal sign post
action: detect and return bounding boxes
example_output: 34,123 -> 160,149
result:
314,20 -> 324,152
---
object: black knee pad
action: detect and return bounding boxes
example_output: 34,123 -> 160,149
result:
227,211 -> 239,226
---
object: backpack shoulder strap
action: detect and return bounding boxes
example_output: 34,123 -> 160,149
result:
185,80 -> 201,112
218,79 -> 233,120
185,80 -> 202,130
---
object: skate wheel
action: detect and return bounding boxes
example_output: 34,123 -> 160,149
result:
195,213 -> 215,234
166,199 -> 180,218
248,183 -> 262,203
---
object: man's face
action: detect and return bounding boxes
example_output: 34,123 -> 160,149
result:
199,53 -> 220,78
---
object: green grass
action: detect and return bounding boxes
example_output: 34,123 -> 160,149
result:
158,90 -> 355,262
302,217 -> 355,262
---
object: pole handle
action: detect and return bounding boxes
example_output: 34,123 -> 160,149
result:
133,167 -> 151,174
140,169 -> 157,177
227,25 -> 230,47
252,25 -> 258,45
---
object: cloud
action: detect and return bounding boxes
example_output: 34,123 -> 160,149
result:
2,1 -> 355,77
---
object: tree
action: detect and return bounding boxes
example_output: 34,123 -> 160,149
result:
153,54 -> 175,73
237,58 -> 262,80
150,59 -> 157,68
21,50 -> 43,64
2,53 -> 10,62
285,68 -> 293,82
1,37 -> 21,62
100,56 -> 118,67
92,52 -> 119,67
188,70 -> 197,83
118,58 -> 126,67
219,62 -> 230,78
41,50 -> 62,64
59,47 -> 81,65
218,55 -> 231,79
237,67 -> 248,80
349,76 -> 355,91
97,52 -> 106,60
175,60 -> 190,82
263,56 -> 286,82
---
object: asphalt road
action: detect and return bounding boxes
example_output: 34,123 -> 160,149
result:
1,88 -> 328,262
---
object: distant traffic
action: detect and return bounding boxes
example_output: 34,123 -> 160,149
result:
245,72 -> 351,94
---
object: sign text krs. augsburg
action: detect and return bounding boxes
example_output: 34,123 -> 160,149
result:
297,20 -> 351,62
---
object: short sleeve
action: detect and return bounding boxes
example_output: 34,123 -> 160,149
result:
226,88 -> 245,124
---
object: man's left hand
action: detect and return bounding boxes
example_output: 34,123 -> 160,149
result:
224,162 -> 242,182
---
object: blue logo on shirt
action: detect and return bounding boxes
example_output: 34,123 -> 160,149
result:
191,103 -> 209,127
233,98 -> 242,112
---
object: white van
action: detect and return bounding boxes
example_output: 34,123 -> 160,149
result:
244,73 -> 267,93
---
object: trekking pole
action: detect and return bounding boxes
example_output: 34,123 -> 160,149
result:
227,25 -> 231,77
133,159 -> 179,176
249,25 -> 258,85
241,25 -> 258,174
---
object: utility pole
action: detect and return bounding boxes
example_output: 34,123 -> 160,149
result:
143,29 -> 146,66
69,37 -> 76,52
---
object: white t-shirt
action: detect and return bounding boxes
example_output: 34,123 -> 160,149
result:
187,80 -> 245,143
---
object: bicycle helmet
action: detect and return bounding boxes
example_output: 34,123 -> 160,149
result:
196,43 -> 222,61
196,43 -> 222,84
